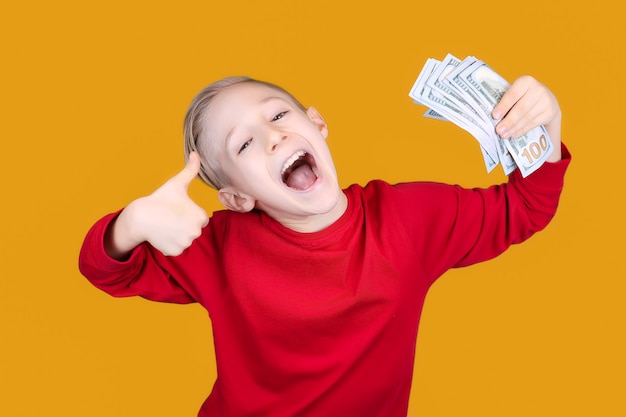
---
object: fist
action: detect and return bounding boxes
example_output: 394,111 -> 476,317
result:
492,75 -> 561,140
125,152 -> 209,256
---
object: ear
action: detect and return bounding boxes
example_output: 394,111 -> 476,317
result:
306,106 -> 328,140
217,186 -> 256,213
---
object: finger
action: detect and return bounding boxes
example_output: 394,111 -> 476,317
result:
494,77 -> 543,138
171,151 -> 201,189
498,83 -> 550,138
496,93 -> 536,137
503,101 -> 546,138
492,75 -> 532,120
496,101 -> 541,138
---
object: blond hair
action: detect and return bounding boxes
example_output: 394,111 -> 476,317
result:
183,76 -> 306,189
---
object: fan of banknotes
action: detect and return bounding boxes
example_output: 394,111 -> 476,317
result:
409,53 -> 553,177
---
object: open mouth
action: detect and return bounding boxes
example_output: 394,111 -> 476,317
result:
281,151 -> 319,190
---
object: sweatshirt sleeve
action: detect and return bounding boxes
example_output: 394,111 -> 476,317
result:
78,211 -> 197,304
396,142 -> 571,285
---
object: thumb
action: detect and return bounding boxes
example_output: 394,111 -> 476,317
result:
171,151 -> 201,189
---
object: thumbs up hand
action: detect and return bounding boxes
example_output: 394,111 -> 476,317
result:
106,152 -> 210,258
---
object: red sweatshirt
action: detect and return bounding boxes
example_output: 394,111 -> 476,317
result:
79,146 -> 570,416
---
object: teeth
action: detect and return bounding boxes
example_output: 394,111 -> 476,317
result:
281,151 -> 306,175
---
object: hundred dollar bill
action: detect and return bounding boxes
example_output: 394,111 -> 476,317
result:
445,57 -> 517,175
409,58 -> 498,172
422,108 -> 446,120
426,53 -> 498,161
455,59 -> 554,177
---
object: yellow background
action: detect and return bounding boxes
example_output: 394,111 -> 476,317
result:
1,1 -> 623,416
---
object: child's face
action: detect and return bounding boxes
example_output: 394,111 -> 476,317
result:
204,82 -> 346,229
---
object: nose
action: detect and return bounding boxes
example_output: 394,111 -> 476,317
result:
266,128 -> 288,153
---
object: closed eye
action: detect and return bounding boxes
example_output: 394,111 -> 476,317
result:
272,111 -> 288,122
238,138 -> 252,154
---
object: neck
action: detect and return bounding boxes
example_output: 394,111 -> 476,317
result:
279,192 -> 349,233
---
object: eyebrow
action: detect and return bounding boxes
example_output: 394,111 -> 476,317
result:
258,96 -> 283,105
224,125 -> 238,146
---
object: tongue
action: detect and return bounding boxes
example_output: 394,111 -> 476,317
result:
286,164 -> 317,190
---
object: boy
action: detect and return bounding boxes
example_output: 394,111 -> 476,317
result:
79,74 -> 570,416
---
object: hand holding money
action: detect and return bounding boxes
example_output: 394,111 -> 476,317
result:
492,75 -> 562,164
409,54 -> 561,176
